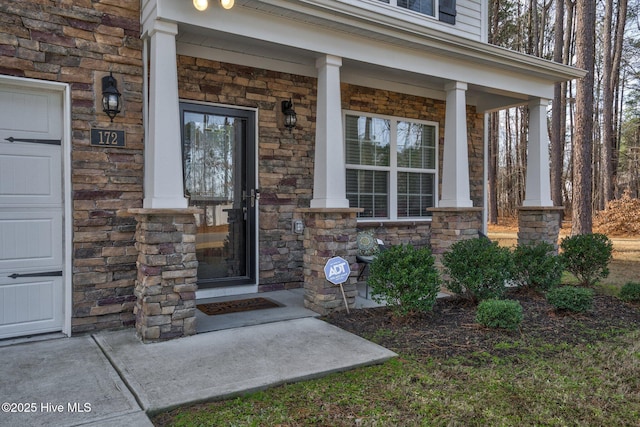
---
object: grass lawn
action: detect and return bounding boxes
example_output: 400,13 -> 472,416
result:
153,331 -> 640,426
152,232 -> 640,426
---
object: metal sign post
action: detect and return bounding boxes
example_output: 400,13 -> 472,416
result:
324,257 -> 351,314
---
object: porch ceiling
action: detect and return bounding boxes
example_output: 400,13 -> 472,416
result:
176,24 -> 527,111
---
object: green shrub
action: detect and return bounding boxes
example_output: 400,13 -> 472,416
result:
475,299 -> 523,330
512,242 -> 563,291
546,286 -> 594,313
442,237 -> 514,303
619,282 -> 640,303
559,233 -> 613,287
368,244 -> 441,316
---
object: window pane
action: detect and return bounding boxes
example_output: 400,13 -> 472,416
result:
397,172 -> 434,218
184,113 -> 236,201
397,0 -> 434,16
397,121 -> 436,169
346,169 -> 389,218
345,115 -> 390,167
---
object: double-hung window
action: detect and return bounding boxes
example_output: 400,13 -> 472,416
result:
377,0 -> 434,17
345,112 -> 438,220
374,0 -> 457,24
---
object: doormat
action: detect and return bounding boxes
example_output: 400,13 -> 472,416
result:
197,297 -> 282,316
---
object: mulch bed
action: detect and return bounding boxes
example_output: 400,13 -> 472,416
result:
322,289 -> 640,363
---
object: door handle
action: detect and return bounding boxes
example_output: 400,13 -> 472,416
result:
243,189 -> 260,207
8,271 -> 63,279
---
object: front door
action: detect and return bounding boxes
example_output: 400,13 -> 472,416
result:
0,83 -> 64,339
180,103 -> 257,288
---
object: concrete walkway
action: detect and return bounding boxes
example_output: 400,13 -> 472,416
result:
0,295 -> 395,426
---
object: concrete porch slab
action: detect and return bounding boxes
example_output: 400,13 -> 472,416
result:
195,288 -> 384,333
95,317 -> 397,414
0,335 -> 147,427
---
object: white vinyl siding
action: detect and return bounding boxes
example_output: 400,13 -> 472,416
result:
352,0 -> 484,41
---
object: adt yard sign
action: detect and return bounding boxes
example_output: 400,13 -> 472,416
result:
324,257 -> 350,285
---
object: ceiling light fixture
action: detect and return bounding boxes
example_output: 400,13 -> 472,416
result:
193,0 -> 208,11
220,0 -> 234,9
194,0 -> 234,10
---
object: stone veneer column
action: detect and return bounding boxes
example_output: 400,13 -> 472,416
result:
128,208 -> 200,343
518,207 -> 564,252
428,207 -> 483,268
299,208 -> 360,315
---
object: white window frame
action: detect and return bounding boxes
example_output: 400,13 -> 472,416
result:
344,110 -> 439,222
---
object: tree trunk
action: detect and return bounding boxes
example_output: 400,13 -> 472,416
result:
572,0 -> 596,234
488,112 -> 499,224
610,0 -> 628,197
601,0 -> 614,208
550,0 -> 565,208
487,0 -> 500,224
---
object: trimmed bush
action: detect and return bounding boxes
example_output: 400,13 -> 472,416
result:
442,237 -> 514,303
619,282 -> 640,303
368,244 -> 441,316
512,242 -> 563,291
560,233 -> 613,287
546,286 -> 594,313
475,299 -> 523,330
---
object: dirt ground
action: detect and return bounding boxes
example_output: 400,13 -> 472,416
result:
324,224 -> 640,361
323,289 -> 640,363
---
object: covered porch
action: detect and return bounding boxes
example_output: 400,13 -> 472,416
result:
133,0 -> 583,341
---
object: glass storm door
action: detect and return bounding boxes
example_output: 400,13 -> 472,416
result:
180,103 -> 256,288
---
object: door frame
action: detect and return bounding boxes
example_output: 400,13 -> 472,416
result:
179,101 -> 260,300
0,75 -> 72,337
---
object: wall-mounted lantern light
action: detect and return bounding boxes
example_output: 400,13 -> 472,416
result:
193,0 -> 234,10
101,72 -> 121,122
281,99 -> 297,132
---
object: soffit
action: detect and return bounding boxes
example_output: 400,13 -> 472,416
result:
228,0 -> 585,82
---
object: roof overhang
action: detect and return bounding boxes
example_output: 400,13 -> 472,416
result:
143,0 -> 585,111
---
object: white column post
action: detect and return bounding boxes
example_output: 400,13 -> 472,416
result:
310,55 -> 349,209
523,98 -> 553,207
144,20 -> 188,209
439,81 -> 473,208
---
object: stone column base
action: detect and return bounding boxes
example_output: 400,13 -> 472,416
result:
428,207 -> 483,268
518,207 -> 564,252
299,208 -> 360,315
127,208 -> 200,343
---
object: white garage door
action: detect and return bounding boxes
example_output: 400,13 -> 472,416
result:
0,84 -> 64,339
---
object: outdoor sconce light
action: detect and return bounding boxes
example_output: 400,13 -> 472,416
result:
101,72 -> 121,122
281,99 -> 297,132
193,0 -> 234,10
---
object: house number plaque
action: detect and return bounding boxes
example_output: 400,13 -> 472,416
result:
91,128 -> 125,147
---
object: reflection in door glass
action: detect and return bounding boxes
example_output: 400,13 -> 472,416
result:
183,113 -> 246,281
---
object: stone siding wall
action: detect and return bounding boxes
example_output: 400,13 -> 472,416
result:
130,209 -> 199,342
1,0 -> 487,333
176,59 -> 486,291
301,209 -> 359,315
0,1 -> 144,333
177,56 -> 316,291
518,207 -> 564,252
